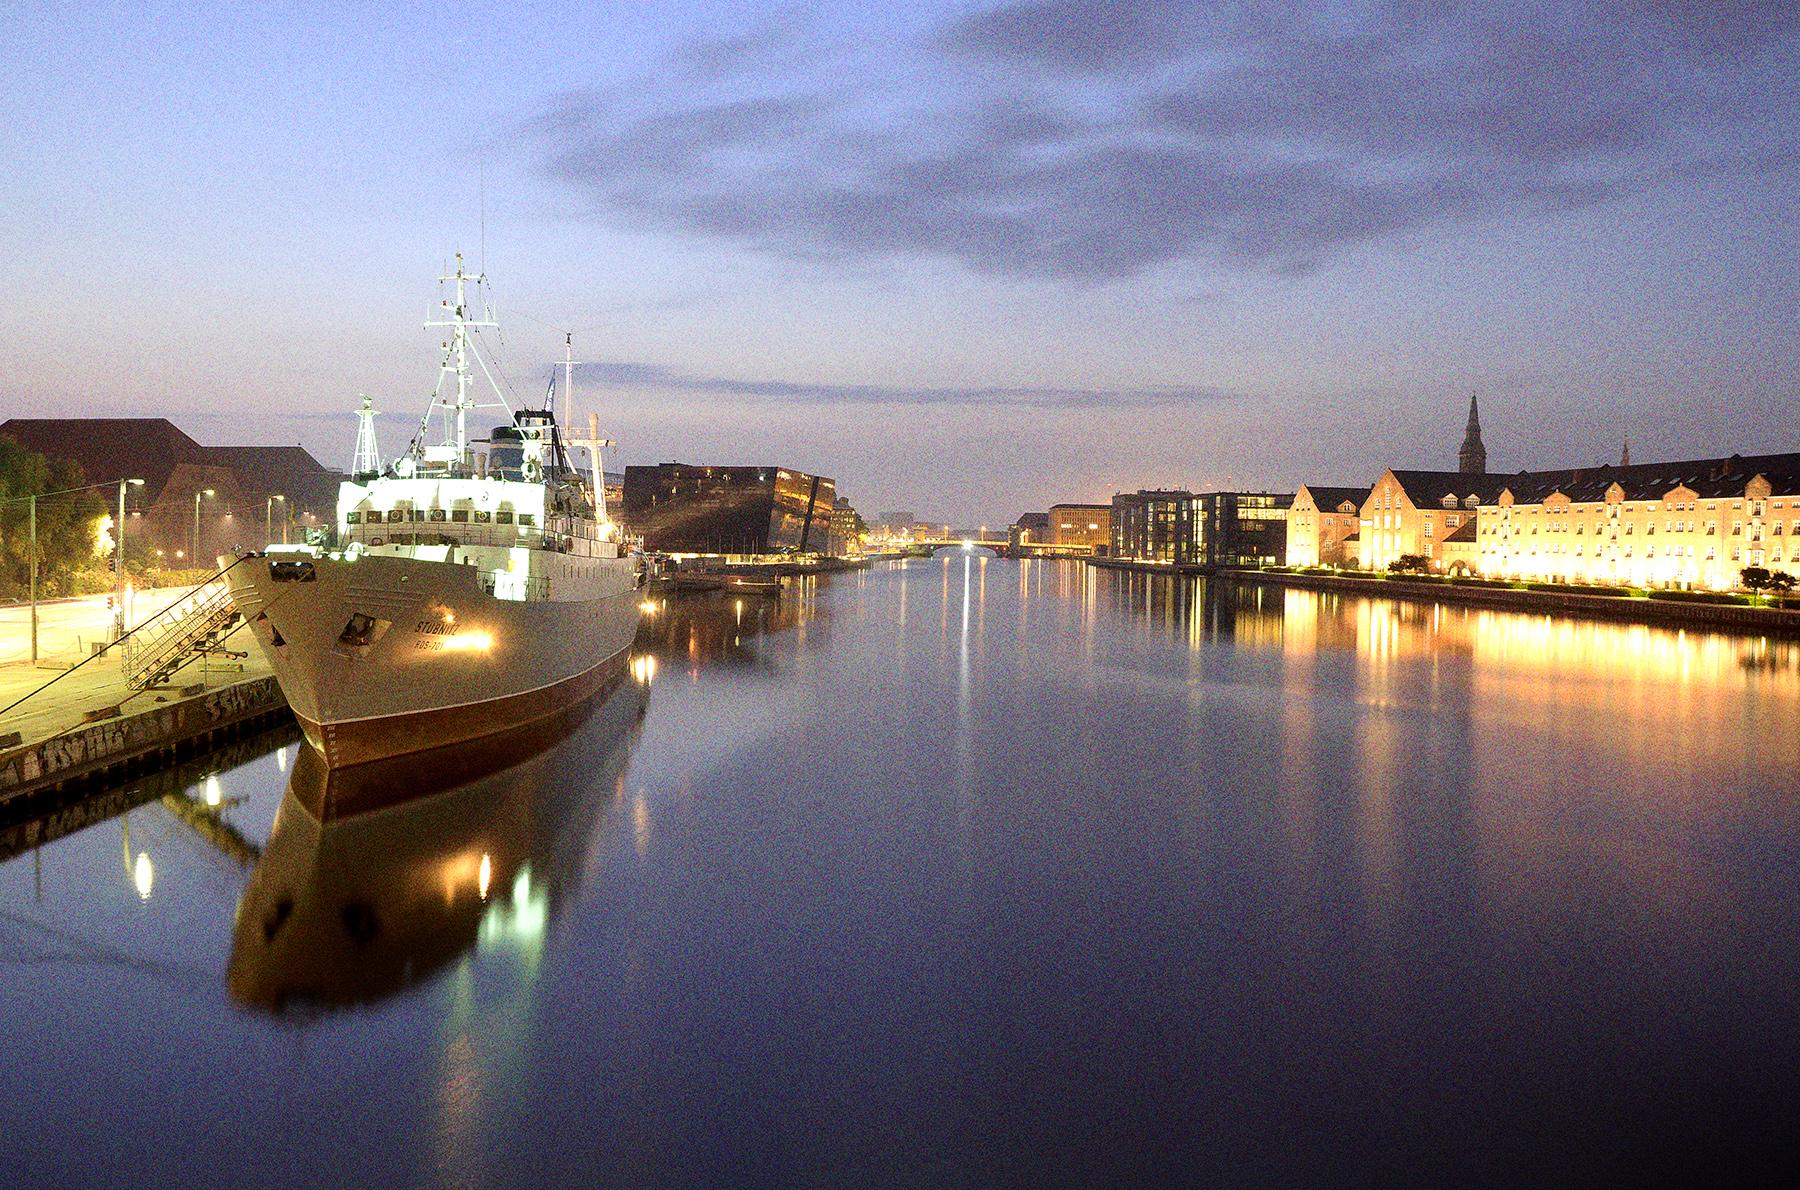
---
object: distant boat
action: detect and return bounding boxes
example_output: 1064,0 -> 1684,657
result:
227,258 -> 644,768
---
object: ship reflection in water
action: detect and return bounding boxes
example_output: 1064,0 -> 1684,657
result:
227,660 -> 649,1013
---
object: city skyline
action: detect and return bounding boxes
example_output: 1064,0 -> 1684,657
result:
5,1 -> 1796,526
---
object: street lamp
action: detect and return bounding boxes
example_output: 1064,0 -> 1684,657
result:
192,488 -> 215,568
266,494 -> 286,547
115,477 -> 145,638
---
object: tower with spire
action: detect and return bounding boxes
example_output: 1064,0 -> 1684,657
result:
1458,392 -> 1486,475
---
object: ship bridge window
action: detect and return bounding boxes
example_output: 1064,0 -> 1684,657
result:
429,509 -> 447,522
474,510 -> 492,523
518,514 -> 535,527
346,511 -> 362,524
496,511 -> 514,524
451,509 -> 469,523
388,510 -> 408,523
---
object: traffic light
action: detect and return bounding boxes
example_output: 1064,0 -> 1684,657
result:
107,556 -> 117,573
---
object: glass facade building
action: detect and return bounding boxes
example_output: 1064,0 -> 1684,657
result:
1111,490 -> 1291,567
622,463 -> 839,555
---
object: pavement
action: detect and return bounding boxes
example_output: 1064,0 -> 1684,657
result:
0,598 -> 274,752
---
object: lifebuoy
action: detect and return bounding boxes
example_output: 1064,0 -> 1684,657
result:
523,458 -> 543,482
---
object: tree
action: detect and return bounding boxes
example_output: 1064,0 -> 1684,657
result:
1388,553 -> 1430,574
1739,566 -> 1774,596
1770,570 -> 1796,594
0,435 -> 106,599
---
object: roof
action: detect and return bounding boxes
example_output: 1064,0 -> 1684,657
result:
0,418 -> 339,512
0,418 -> 209,496
1387,469 -> 1513,507
1499,451 -> 1800,504
1294,484 -> 1371,513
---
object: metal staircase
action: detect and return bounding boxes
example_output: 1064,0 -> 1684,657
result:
121,580 -> 245,691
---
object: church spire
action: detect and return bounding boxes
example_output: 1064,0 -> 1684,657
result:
1458,392 -> 1486,475
1620,436 -> 1630,466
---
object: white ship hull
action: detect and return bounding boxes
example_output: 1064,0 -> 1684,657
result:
228,550 -> 641,767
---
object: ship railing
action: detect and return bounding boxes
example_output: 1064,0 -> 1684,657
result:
343,518 -> 613,555
120,578 -> 244,691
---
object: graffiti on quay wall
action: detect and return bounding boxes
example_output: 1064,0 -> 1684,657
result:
0,678 -> 285,793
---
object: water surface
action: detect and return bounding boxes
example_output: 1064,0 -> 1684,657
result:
4,559 -> 1797,1187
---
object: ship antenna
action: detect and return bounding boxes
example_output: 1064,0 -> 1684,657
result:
561,331 -> 581,430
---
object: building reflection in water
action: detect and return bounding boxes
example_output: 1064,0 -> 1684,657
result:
1077,568 -> 1800,1001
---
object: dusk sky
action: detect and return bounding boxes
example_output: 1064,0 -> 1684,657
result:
5,1 -> 1796,526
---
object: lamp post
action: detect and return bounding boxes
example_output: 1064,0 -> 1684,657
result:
265,494 -> 286,548
192,488 -> 215,568
115,478 -> 145,639
28,495 -> 37,662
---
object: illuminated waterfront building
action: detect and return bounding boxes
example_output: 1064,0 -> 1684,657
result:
1285,485 -> 1370,567
1046,504 -> 1111,553
1358,470 -> 1507,573
1014,504 -> 1111,555
1110,490 -> 1292,567
1479,452 -> 1800,589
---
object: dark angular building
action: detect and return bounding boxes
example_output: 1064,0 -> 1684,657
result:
622,463 -> 839,556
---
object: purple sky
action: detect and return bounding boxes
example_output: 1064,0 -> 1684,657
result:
5,1 -> 1796,526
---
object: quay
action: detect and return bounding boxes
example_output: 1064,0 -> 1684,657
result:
1088,557 -> 1800,637
0,598 -> 291,810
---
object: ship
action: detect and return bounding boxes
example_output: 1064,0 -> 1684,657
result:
226,258 -> 644,768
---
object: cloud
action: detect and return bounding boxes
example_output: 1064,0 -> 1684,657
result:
581,360 -> 1245,410
523,1 -> 1800,281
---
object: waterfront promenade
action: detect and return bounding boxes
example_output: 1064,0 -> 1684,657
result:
0,590 -> 287,805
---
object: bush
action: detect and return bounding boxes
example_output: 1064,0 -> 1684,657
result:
1447,578 -> 1521,589
1647,589 -> 1751,606
1524,582 -> 1632,597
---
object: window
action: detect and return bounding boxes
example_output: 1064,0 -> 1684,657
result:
496,511 -> 513,524
474,510 -> 492,523
429,509 -> 447,522
345,511 -> 362,524
519,514 -> 535,526
450,509 -> 469,523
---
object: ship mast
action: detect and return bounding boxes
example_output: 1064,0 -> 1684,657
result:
422,254 -> 504,466
561,331 -> 580,430
351,395 -> 382,475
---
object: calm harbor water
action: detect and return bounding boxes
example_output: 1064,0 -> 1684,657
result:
4,558 -> 1798,1187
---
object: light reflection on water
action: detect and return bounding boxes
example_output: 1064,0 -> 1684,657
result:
3,559 -> 1798,1187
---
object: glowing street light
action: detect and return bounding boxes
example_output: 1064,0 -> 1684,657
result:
265,494 -> 286,547
192,488 -> 216,567
115,477 -> 144,638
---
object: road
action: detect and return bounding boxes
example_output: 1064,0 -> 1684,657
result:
0,588 -> 208,666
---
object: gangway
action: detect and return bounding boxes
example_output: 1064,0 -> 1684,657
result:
121,572 -> 247,691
